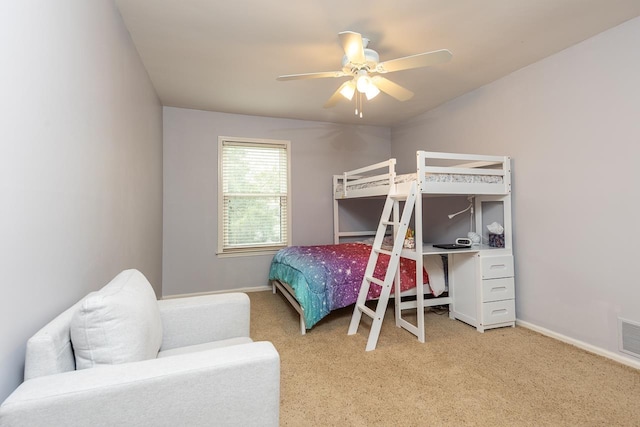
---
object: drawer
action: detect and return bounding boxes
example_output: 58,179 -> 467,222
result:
482,277 -> 515,302
482,299 -> 515,326
481,255 -> 514,279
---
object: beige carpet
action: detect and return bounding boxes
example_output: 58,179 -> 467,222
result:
248,290 -> 640,426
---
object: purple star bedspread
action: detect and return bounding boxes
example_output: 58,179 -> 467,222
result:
269,243 -> 429,329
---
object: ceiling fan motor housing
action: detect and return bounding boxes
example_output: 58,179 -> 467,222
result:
342,48 -> 380,73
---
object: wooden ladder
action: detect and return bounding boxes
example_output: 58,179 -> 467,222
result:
347,181 -> 417,351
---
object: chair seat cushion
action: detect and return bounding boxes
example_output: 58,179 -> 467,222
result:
70,269 -> 163,369
157,337 -> 253,358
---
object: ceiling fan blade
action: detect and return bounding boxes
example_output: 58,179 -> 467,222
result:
339,31 -> 366,65
277,71 -> 348,81
371,76 -> 414,101
323,81 -> 353,108
376,49 -> 452,73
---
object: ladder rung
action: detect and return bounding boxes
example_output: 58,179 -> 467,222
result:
366,276 -> 385,287
390,194 -> 407,199
382,220 -> 399,226
396,318 -> 419,337
373,248 -> 392,256
358,304 -> 376,319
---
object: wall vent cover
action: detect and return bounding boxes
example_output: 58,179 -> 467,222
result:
619,317 -> 640,359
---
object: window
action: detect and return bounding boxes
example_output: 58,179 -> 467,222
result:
218,137 -> 291,255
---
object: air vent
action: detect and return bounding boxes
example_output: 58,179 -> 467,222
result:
619,318 -> 640,359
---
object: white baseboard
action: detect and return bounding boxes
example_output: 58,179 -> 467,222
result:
162,285 -> 272,300
516,319 -> 640,371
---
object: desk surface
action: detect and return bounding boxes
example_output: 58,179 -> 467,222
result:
421,244 -> 480,255
398,243 -> 507,259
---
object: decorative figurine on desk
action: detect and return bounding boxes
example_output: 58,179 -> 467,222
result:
404,227 -> 415,249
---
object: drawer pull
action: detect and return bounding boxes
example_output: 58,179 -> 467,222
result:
481,256 -> 514,279
483,300 -> 515,324
482,278 -> 514,302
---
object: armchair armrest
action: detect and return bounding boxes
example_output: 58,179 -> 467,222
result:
157,293 -> 250,351
0,341 -> 279,427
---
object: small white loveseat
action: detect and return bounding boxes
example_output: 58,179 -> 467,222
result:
0,269 -> 280,427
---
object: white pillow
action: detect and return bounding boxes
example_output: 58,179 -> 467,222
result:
70,269 -> 163,370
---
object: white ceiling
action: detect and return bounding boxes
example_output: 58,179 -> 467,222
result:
115,0 -> 640,127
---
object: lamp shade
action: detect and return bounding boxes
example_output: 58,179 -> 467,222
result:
355,69 -> 372,93
340,81 -> 356,100
356,75 -> 370,93
365,84 -> 380,100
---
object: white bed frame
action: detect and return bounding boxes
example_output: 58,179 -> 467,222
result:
333,151 -> 510,242
273,151 -> 513,340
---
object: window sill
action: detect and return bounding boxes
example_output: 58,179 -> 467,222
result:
216,249 -> 282,258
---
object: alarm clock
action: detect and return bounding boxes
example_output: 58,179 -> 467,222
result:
455,237 -> 472,247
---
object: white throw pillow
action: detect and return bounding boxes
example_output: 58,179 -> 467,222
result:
70,269 -> 163,370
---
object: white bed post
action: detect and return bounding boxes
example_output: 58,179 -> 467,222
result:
414,152 -> 425,342
333,175 -> 340,244
393,188 -> 401,324
333,198 -> 340,244
503,157 -> 512,250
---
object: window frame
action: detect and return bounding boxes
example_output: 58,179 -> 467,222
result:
217,136 -> 291,257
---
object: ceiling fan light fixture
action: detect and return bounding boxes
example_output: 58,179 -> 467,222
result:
364,82 -> 380,101
365,84 -> 380,100
340,81 -> 356,100
356,70 -> 371,93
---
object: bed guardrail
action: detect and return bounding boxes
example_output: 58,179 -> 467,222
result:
417,151 -> 511,195
334,152 -> 511,198
334,158 -> 397,198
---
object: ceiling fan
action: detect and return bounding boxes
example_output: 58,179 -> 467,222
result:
277,31 -> 452,113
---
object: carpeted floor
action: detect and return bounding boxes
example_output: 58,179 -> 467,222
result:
248,290 -> 640,426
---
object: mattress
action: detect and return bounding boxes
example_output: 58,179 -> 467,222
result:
335,172 -> 503,193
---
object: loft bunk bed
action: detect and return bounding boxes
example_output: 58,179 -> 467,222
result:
271,151 -> 514,349
333,151 -> 509,203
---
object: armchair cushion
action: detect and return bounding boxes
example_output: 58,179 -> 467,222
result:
70,269 -> 163,370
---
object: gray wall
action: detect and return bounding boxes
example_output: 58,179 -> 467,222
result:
0,1 -> 163,401
391,17 -> 640,363
162,107 -> 390,296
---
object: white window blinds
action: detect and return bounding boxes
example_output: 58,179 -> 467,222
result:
219,138 -> 290,254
